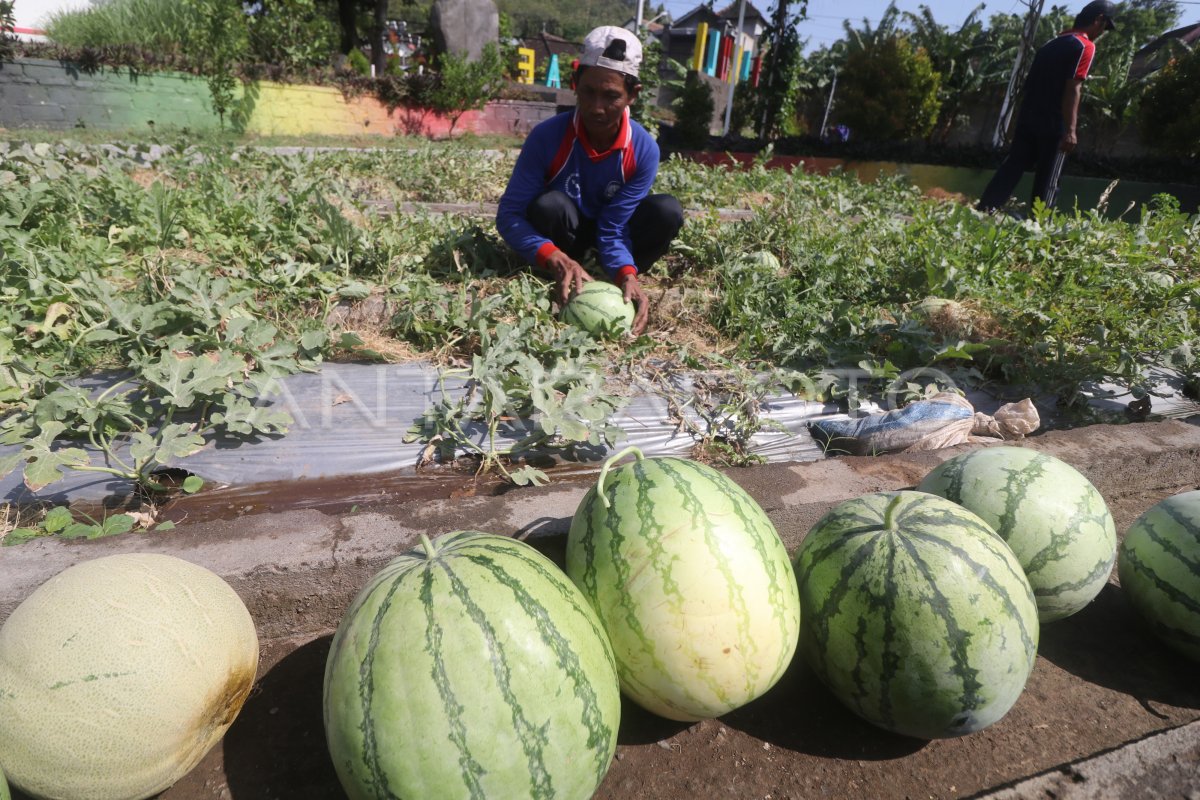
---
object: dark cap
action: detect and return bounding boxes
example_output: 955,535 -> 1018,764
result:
1077,0 -> 1117,31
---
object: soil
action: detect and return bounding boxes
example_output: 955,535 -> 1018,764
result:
162,483 -> 1199,800
9,479 -> 1198,800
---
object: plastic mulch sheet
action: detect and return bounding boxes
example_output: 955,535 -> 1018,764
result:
0,362 -> 840,504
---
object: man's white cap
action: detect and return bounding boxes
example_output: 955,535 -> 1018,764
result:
580,26 -> 642,79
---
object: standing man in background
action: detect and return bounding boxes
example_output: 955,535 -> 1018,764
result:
496,26 -> 684,336
977,1 -> 1116,213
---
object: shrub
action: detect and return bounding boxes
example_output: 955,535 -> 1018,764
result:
421,43 -> 506,135
246,0 -> 337,70
1138,48 -> 1200,160
347,46 -> 370,76
672,71 -> 715,150
834,36 -> 941,142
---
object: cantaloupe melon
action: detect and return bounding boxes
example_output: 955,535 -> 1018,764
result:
0,553 -> 259,800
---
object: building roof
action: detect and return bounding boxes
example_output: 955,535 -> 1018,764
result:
668,1 -> 766,35
671,3 -> 722,31
1130,21 -> 1200,80
716,1 -> 767,24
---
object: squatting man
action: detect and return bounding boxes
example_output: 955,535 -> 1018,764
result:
496,26 -> 685,336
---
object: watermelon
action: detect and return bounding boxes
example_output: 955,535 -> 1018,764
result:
795,491 -> 1039,739
0,553 -> 259,800
323,531 -> 620,800
918,447 -> 1116,622
566,446 -> 800,721
1,765 -> 9,800
1118,489 -> 1200,662
561,281 -> 634,338
736,251 -> 781,271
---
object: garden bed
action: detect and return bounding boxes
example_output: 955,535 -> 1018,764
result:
0,138 -> 1197,544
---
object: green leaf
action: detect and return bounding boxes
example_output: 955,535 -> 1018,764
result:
142,350 -> 243,408
210,394 -> 291,436
0,450 -> 25,481
92,514 -> 135,538
509,465 -> 549,487
300,329 -> 328,352
181,475 -> 204,494
42,505 -> 74,533
22,422 -> 91,492
60,522 -> 98,539
558,417 -> 590,442
3,528 -> 45,546
154,423 -> 207,461
83,328 -> 122,343
154,520 -> 177,531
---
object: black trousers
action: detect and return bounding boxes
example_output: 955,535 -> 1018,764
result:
527,190 -> 684,271
977,124 -> 1063,212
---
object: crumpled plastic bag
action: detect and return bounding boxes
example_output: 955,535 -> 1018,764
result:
809,392 -> 1040,456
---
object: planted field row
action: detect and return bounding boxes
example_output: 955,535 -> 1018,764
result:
0,139 -> 1197,541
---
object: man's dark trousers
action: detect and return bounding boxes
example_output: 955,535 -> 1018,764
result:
977,123 -> 1064,212
527,191 -> 684,270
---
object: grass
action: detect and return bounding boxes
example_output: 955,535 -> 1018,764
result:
0,135 -> 1197,539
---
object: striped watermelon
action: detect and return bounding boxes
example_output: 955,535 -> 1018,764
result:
566,447 -> 800,721
1118,490 -> 1200,662
323,531 -> 620,800
737,251 -> 781,271
795,491 -> 1039,739
918,446 -> 1116,622
561,282 -> 634,338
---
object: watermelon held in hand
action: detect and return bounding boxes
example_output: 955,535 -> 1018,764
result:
1118,489 -> 1200,662
918,446 -> 1117,622
561,281 -> 634,338
566,446 -> 801,722
0,554 -> 259,800
795,491 -> 1039,740
323,531 -> 621,800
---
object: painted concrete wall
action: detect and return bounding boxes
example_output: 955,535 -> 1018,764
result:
0,58 -> 556,137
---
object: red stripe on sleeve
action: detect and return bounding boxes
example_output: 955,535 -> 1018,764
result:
536,241 -> 560,269
1073,33 -> 1095,80
545,116 -> 578,182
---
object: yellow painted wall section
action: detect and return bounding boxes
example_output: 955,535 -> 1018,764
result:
240,83 -> 395,136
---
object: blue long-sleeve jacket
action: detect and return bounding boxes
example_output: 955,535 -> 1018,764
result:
495,108 -> 660,281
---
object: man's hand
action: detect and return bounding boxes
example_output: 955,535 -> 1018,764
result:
545,250 -> 592,308
1060,129 -> 1078,153
622,273 -> 649,336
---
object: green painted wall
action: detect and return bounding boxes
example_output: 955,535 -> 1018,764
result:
0,58 -> 555,137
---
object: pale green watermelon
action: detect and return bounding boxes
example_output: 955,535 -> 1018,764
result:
566,446 -> 800,721
323,531 -> 621,800
1,764 -> 10,800
1118,490 -> 1200,662
918,446 -> 1116,622
738,251 -> 781,271
561,282 -> 634,338
795,491 -> 1039,739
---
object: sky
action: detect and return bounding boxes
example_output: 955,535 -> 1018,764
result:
652,0 -> 1200,53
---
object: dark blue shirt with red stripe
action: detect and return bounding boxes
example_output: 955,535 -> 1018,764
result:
1017,30 -> 1096,133
496,108 -> 659,282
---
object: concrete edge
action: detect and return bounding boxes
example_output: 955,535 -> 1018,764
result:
3,419 -> 1198,639
973,719 -> 1200,799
